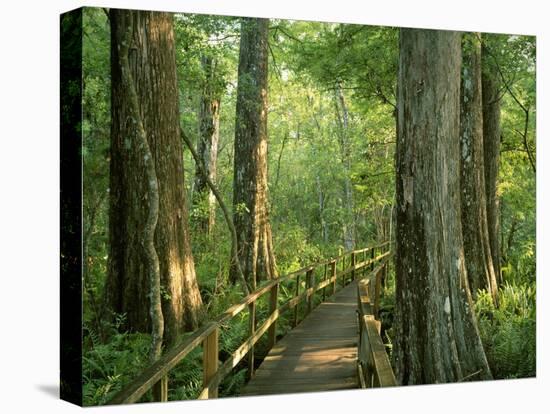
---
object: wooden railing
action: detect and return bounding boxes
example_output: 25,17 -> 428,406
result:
107,242 -> 391,405
356,251 -> 397,388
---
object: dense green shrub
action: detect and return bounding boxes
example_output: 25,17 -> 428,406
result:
83,326 -> 151,406
474,283 -> 536,379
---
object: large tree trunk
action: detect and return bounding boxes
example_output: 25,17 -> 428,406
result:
106,10 -> 203,346
113,11 -> 163,360
194,55 -> 220,235
459,33 -> 499,305
393,28 -> 492,384
334,83 -> 355,250
232,18 -> 277,287
481,39 -> 502,285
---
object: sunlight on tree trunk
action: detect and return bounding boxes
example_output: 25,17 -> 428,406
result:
232,17 -> 277,287
106,10 -> 203,347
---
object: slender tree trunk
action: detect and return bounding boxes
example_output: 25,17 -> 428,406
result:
232,17 -> 277,286
106,10 -> 203,346
315,175 -> 329,243
83,190 -> 108,341
311,98 -> 329,243
181,129 -> 250,296
394,28 -> 492,384
373,205 -> 390,243
195,55 -> 220,235
481,39 -> 502,286
505,216 -> 519,263
334,83 -> 355,250
459,33 -> 499,305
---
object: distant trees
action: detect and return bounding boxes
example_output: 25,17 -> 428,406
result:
459,33 -> 499,304
393,28 -> 492,384
334,84 -> 356,250
232,17 -> 277,287
105,10 -> 203,349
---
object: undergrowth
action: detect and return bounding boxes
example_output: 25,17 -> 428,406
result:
374,265 -> 536,382
474,282 -> 536,379
83,324 -> 151,406
83,228 -> 536,405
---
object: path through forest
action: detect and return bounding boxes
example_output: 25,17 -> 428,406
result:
242,282 -> 359,395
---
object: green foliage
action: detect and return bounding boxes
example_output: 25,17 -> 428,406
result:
174,13 -> 239,145
80,8 -> 535,402
475,283 -> 536,379
166,347 -> 203,400
83,327 -> 151,406
273,222 -> 323,274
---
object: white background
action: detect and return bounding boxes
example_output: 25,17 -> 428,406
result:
0,0 -> 547,412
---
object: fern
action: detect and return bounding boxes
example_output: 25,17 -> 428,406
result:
83,332 -> 151,406
220,368 -> 247,396
169,347 -> 203,400
475,282 -> 536,379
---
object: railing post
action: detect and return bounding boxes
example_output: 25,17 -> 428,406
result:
322,263 -> 327,301
374,267 -> 382,318
247,302 -> 256,380
306,268 -> 314,314
342,254 -> 346,286
203,327 -> 219,398
382,253 -> 389,289
267,281 -> 279,349
153,376 -> 168,402
331,260 -> 337,295
370,246 -> 376,272
351,251 -> 356,281
364,317 -> 375,387
293,274 -> 300,327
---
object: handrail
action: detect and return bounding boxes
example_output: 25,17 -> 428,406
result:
356,252 -> 397,388
107,241 -> 391,405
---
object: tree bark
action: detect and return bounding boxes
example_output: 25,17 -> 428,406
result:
232,17 -> 277,287
114,12 -> 164,360
106,10 -> 203,346
481,39 -> 502,285
194,55 -> 220,235
394,28 -> 492,384
459,33 -> 499,305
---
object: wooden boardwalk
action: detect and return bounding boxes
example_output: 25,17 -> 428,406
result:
241,281 -> 359,396
106,245 -> 394,405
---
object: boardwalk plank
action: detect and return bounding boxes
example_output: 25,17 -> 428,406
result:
241,282 -> 359,396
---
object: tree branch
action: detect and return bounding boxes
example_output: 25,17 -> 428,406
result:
180,128 -> 251,296
270,24 -> 303,44
522,107 -> 536,173
478,33 -> 535,173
